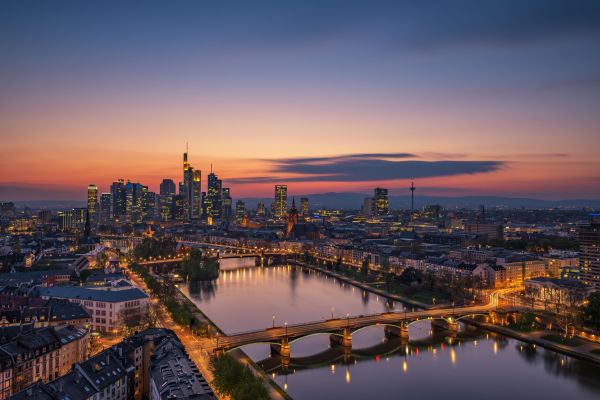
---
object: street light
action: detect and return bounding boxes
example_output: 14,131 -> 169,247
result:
284,321 -> 288,338
346,313 -> 350,329
331,307 -> 335,320
272,315 -> 275,328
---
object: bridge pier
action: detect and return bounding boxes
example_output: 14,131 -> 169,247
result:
270,337 -> 291,357
431,318 -> 459,333
330,328 -> 352,349
384,324 -> 409,339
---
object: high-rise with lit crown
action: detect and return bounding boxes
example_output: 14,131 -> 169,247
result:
87,184 -> 98,222
374,187 -> 389,216
274,185 -> 288,220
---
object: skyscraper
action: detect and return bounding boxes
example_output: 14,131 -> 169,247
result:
160,179 -> 176,222
374,187 -> 389,216
580,214 -> 600,291
125,180 -> 143,223
192,170 -> 202,220
235,200 -> 246,224
222,187 -> 232,225
100,193 -> 112,223
205,170 -> 222,224
87,184 -> 98,222
256,201 -> 266,217
300,197 -> 309,218
110,179 -> 126,222
274,185 -> 288,220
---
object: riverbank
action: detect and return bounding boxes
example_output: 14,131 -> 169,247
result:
176,284 -> 291,400
465,318 -> 600,365
293,261 -> 600,366
292,260 -> 432,309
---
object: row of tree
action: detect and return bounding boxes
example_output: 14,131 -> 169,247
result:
133,237 -> 177,260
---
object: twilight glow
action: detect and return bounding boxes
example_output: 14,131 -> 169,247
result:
1,1 -> 599,200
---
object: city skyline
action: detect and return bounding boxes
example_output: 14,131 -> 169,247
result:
2,1 -> 600,201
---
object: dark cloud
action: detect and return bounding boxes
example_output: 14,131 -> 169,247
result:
228,153 -> 503,184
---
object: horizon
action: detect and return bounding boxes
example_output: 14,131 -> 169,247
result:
2,1 -> 600,201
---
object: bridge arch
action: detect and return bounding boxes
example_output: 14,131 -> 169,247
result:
288,331 -> 345,345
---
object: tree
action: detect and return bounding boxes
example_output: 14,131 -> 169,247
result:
398,267 -> 422,285
209,353 -> 268,400
181,249 -> 219,281
583,292 -> 600,328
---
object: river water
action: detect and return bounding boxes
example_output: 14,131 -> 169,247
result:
180,260 -> 600,400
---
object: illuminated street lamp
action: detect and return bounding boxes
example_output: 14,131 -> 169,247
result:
272,315 -> 275,328
284,321 -> 288,338
331,307 -> 335,320
346,313 -> 350,329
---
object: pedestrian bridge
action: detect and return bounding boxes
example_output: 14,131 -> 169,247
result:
215,302 -> 510,357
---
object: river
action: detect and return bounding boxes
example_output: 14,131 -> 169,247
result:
180,260 -> 600,400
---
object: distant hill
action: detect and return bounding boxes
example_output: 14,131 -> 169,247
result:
238,192 -> 600,210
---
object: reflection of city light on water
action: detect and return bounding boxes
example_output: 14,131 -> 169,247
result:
403,360 -> 408,373
330,364 -> 336,374
450,348 -> 456,365
493,341 -> 498,355
345,369 -> 351,384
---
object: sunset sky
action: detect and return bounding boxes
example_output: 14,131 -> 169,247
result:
1,1 -> 599,201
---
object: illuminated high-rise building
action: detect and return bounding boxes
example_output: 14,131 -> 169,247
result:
374,187 -> 389,216
87,184 -> 98,222
191,170 -> 202,220
125,180 -> 143,223
580,214 -> 600,290
160,179 -> 176,222
142,187 -> 157,221
222,187 -> 232,225
235,200 -> 246,223
205,169 -> 222,224
58,210 -> 73,231
274,185 -> 288,220
110,179 -> 126,221
256,201 -> 266,217
172,194 -> 186,222
300,197 -> 309,218
100,193 -> 112,223
38,209 -> 52,224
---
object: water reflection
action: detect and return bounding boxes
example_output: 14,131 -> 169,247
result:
180,264 -> 600,400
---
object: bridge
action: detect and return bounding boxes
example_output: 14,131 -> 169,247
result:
136,251 -> 290,266
216,293 -> 509,357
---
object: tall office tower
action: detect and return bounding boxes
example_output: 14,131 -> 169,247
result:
300,197 -> 309,218
87,184 -> 98,222
235,200 -> 246,223
142,188 -> 157,221
72,207 -> 87,226
159,179 -> 176,222
191,170 -> 202,220
100,193 -> 112,223
222,187 -> 232,225
205,171 -> 222,224
374,187 -> 389,216
125,181 -> 143,223
256,201 -> 266,217
172,194 -> 186,222
110,179 -> 127,221
580,214 -> 600,291
362,197 -> 374,217
58,210 -> 73,231
37,209 -> 51,224
274,185 -> 288,220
